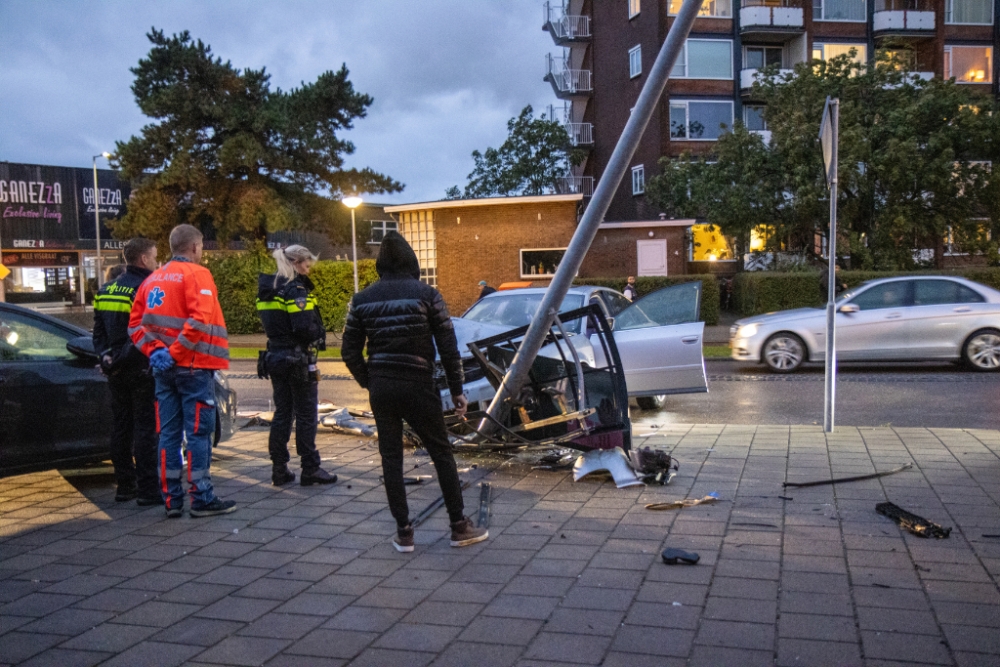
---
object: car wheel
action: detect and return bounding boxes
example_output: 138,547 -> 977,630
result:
636,395 -> 666,410
963,329 -> 1000,372
762,333 -> 805,373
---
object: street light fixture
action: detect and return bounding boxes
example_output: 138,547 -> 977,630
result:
92,151 -> 112,292
342,195 -> 363,293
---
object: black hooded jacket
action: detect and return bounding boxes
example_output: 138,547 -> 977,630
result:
341,231 -> 464,394
256,273 -> 326,350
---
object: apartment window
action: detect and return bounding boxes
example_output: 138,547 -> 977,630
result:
669,100 -> 734,140
368,220 -> 398,244
632,165 -> 645,195
744,105 -> 767,131
812,43 -> 867,64
944,46 -> 993,83
629,45 -> 642,78
629,0 -> 641,18
813,0 -> 866,21
671,39 -> 733,79
744,46 -> 783,70
521,248 -> 567,278
668,0 -> 732,17
946,0 -> 993,23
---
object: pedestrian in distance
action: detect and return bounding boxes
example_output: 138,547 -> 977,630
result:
129,224 -> 236,518
623,276 -> 638,302
93,238 -> 160,505
477,280 -> 497,300
256,245 -> 337,487
819,264 -> 848,301
343,231 -> 488,553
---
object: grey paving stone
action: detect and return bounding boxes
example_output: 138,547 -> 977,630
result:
273,593 -> 353,616
233,577 -> 311,601
354,586 -> 430,610
458,617 -> 543,645
117,570 -> 198,592
779,612 -> 858,643
196,565 -> 270,587
263,655 -> 345,667
0,592 -> 81,617
481,594 -> 560,620
539,608 -> 625,636
0,630 -> 65,663
151,617 -> 245,646
611,625 -> 695,657
624,600 -> 702,630
524,631 -> 611,665
401,600 -> 483,626
942,623 -> 1000,655
343,647 -> 433,667
373,622 -> 461,652
194,596 -> 281,623
98,639 -> 203,667
72,587 -> 153,612
323,606 -> 407,633
776,638 -> 862,667
431,641 -> 523,667
15,647 -> 110,667
688,644 -> 773,667
194,636 -> 292,666
861,630 -> 953,664
696,619 -> 775,651
283,628 -> 378,659
238,612 -> 325,640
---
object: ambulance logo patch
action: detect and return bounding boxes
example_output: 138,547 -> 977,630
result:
147,287 -> 165,309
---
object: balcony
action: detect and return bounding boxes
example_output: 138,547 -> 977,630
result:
554,175 -> 594,196
873,0 -> 935,34
740,67 -> 793,91
740,0 -> 805,42
565,123 -> 593,147
545,54 -> 593,99
543,1 -> 591,45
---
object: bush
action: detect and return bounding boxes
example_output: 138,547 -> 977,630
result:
205,251 -> 378,335
732,267 -> 1000,316
574,275 -> 720,326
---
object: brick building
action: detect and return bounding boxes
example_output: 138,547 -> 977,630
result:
385,194 -> 692,312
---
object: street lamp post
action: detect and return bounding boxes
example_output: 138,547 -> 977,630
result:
92,152 -> 112,291
342,196 -> 363,293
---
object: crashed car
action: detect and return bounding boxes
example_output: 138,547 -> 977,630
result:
439,282 -> 708,412
0,302 -> 237,477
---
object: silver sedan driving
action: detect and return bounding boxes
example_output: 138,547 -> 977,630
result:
730,275 -> 1000,372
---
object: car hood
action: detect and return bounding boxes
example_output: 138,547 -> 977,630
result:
735,307 -> 824,327
451,317 -> 511,357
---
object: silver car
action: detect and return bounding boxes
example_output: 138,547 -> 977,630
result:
443,283 -> 709,410
730,275 -> 1000,372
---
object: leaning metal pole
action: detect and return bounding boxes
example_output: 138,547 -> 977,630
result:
484,0 -> 704,429
823,99 -> 839,433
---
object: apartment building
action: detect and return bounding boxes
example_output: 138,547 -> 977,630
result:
543,0 -> 999,225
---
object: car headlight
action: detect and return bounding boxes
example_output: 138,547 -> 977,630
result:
737,324 -> 758,338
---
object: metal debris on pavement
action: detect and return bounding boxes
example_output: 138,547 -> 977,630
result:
783,462 -> 913,488
876,501 -> 952,539
321,407 -> 377,437
628,446 -> 678,485
573,447 -> 644,489
645,492 -> 720,511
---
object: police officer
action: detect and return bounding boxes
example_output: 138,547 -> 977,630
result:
256,245 -> 337,487
93,238 -> 160,504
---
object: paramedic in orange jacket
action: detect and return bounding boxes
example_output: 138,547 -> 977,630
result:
129,224 -> 236,518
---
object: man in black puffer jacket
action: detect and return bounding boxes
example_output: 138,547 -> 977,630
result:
343,231 -> 487,552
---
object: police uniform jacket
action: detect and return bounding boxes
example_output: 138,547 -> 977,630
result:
256,273 -> 326,351
92,265 -> 153,376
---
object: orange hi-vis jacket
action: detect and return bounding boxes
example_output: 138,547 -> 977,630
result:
129,258 -> 230,370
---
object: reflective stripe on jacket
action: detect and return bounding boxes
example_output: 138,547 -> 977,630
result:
129,258 -> 230,370
93,265 -> 153,374
255,273 -> 326,350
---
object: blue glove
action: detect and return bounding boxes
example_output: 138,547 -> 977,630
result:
149,348 -> 175,372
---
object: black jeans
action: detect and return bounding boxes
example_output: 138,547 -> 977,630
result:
368,375 -> 465,528
108,370 -> 158,497
268,366 -> 321,471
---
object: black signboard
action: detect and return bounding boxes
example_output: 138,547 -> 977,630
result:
0,162 -> 130,250
1,251 -> 79,267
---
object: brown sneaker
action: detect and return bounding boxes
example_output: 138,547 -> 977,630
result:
450,517 -> 488,547
393,525 -> 415,553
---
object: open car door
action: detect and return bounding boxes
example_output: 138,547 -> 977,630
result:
597,281 -> 708,397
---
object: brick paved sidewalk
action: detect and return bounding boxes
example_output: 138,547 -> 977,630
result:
1,424 -> 999,666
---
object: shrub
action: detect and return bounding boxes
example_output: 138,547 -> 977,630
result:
574,275 -> 720,326
204,251 -> 378,335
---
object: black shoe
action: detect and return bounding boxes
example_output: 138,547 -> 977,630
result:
190,498 -> 237,517
272,467 -> 296,486
450,516 -> 488,548
137,495 -> 164,507
115,484 -> 138,502
301,468 -> 337,486
165,507 -> 183,519
393,524 -> 415,553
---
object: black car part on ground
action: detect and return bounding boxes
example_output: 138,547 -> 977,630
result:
783,462 -> 912,488
446,305 -> 631,453
876,501 -> 952,539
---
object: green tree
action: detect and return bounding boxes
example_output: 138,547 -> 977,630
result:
464,105 -> 583,197
648,52 -> 1000,270
111,29 -> 403,250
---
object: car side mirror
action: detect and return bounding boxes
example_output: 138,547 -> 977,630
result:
838,304 -> 859,314
607,317 -> 615,331
67,335 -> 99,360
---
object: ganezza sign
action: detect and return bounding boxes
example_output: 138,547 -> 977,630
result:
0,162 -> 130,249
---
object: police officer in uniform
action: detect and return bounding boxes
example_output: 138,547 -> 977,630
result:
93,238 -> 160,504
256,245 -> 337,487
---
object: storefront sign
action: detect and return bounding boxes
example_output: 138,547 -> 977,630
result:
1,251 -> 79,267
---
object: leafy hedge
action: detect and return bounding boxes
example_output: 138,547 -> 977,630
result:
205,251 -> 378,335
733,268 -> 1000,316
574,275 -> 720,326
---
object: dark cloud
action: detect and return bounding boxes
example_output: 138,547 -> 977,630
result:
0,0 -> 560,202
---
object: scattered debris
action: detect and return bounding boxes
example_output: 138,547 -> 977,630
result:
661,548 -> 700,565
321,407 -> 377,437
379,475 -> 431,485
778,495 -> 794,501
627,447 -> 678,485
531,450 -> 577,471
876,502 -> 951,539
783,463 -> 913,488
733,522 -> 778,528
573,448 -> 644,489
477,483 -> 492,529
981,534 -> 1000,540
412,480 -> 473,528
645,492 -> 720,511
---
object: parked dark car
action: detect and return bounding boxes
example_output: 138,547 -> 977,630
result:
0,302 -> 236,476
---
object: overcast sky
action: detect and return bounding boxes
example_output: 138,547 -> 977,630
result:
0,0 -> 560,204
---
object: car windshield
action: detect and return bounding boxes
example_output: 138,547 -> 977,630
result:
463,293 -> 586,332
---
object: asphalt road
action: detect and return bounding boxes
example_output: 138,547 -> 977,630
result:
226,358 -> 1000,430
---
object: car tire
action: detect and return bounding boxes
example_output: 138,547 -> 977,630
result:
963,329 -> 1000,372
636,395 -> 666,410
762,332 -> 805,373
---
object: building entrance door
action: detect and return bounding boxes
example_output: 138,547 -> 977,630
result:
636,239 -> 667,276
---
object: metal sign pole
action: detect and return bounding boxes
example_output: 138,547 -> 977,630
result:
483,0 -> 704,429
821,98 -> 839,433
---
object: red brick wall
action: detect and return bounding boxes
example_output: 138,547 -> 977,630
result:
579,227 -> 688,278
